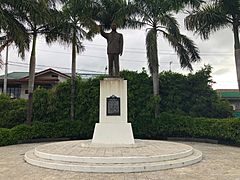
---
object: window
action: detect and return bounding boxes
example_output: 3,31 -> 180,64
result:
25,90 -> 28,94
7,86 -> 21,98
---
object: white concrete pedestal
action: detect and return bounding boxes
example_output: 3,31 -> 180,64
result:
92,78 -> 135,145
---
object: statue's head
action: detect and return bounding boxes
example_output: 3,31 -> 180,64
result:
111,23 -> 117,31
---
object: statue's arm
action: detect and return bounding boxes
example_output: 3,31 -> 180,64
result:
119,34 -> 123,55
100,26 -> 108,39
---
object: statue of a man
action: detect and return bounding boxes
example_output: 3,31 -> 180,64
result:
100,23 -> 123,77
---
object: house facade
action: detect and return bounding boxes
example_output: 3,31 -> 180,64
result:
0,68 -> 70,99
217,89 -> 240,117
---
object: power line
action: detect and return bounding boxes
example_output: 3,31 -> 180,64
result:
8,61 -> 105,74
37,48 -> 234,60
36,48 -> 234,67
74,43 -> 235,54
8,60 -> 218,75
5,49 -> 235,73
8,63 -> 43,70
37,40 -> 235,55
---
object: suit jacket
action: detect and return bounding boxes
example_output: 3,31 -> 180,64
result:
100,30 -> 123,54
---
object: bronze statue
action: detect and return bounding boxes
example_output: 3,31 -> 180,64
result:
100,23 -> 123,77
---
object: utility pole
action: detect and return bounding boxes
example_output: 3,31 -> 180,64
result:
3,44 -> 8,94
169,61 -> 173,72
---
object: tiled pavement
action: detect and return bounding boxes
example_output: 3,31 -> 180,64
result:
34,140 -> 192,157
0,141 -> 240,180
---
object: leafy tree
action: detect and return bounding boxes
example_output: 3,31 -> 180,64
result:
159,65 -> 233,118
120,70 -> 154,122
185,0 -> 240,90
130,0 -> 202,117
47,0 -> 98,120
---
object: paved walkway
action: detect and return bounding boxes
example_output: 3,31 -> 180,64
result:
0,141 -> 240,180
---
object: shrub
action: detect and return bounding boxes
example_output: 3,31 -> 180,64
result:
133,113 -> 240,145
11,124 -> 33,141
0,94 -> 27,128
32,67 -> 233,126
0,114 -> 240,147
0,67 -> 232,130
0,128 -> 17,146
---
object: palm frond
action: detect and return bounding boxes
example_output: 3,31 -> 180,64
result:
95,0 -> 132,29
76,38 -> 85,54
185,3 -> 229,39
158,14 -> 180,36
161,30 -> 200,70
0,1 -> 30,58
125,18 -> 146,29
218,0 -> 240,15
46,0 -> 98,54
167,0 -> 204,12
180,34 -> 200,63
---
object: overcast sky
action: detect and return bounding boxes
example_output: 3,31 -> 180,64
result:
0,13 -> 237,90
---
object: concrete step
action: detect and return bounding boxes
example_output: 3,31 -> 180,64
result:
25,149 -> 202,173
34,146 -> 194,164
33,140 -> 194,164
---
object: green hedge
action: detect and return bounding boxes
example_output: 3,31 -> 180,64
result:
0,68 -> 233,129
0,94 -> 27,128
133,113 -> 240,145
30,68 -> 232,127
0,113 -> 240,147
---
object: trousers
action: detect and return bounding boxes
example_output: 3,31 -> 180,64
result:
108,53 -> 120,77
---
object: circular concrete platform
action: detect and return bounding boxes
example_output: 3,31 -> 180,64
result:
24,140 -> 202,173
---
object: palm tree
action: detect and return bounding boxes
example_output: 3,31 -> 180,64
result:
185,0 -> 240,90
1,0 -> 59,124
131,0 -> 201,117
94,0 -> 132,30
0,0 -> 30,96
47,0 -> 98,121
14,0 -> 59,124
0,0 -> 30,63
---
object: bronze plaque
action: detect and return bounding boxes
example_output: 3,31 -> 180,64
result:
107,95 -> 120,116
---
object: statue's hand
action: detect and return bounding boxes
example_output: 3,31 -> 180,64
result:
99,25 -> 103,31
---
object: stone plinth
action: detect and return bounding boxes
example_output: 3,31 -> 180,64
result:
92,78 -> 134,145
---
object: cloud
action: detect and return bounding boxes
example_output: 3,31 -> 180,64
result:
213,68 -> 231,75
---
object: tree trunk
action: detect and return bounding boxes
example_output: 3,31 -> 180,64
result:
152,70 -> 160,118
26,33 -> 37,125
233,23 -> 240,91
3,44 -> 8,94
152,29 -> 160,118
71,30 -> 77,121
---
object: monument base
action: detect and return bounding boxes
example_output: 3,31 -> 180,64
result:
92,123 -> 135,145
91,78 -> 135,145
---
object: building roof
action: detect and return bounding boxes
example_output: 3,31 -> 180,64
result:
0,68 -> 104,81
217,89 -> 240,98
0,72 -> 28,80
20,68 -> 71,80
219,92 -> 240,98
0,68 -> 71,81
